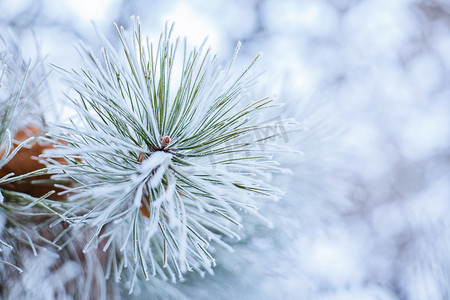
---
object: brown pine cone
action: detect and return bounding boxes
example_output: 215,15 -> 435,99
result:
0,125 -> 64,198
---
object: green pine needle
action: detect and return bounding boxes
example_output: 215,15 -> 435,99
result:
45,17 -> 293,290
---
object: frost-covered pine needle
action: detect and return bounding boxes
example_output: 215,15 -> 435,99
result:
0,33 -> 57,273
0,32 -> 49,178
46,17 -> 293,289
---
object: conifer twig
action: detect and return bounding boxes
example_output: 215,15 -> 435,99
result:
46,17 -> 293,291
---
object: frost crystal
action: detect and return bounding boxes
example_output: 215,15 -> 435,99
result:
46,17 -> 291,289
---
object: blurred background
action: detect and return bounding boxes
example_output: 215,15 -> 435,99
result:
1,0 -> 450,299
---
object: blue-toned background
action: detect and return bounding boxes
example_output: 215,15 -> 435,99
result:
1,0 -> 449,299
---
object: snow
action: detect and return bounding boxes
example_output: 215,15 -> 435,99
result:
1,0 -> 450,299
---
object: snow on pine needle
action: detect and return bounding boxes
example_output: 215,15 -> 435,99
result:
0,34 -> 51,187
0,38 -> 37,173
0,34 -> 62,275
46,18 -> 293,286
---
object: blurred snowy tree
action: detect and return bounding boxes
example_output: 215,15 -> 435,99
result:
0,0 -> 450,299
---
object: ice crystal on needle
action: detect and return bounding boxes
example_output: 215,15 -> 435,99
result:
0,34 -> 60,277
46,17 -> 292,288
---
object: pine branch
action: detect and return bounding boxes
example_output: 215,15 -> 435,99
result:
0,33 -> 56,273
46,17 -> 292,292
